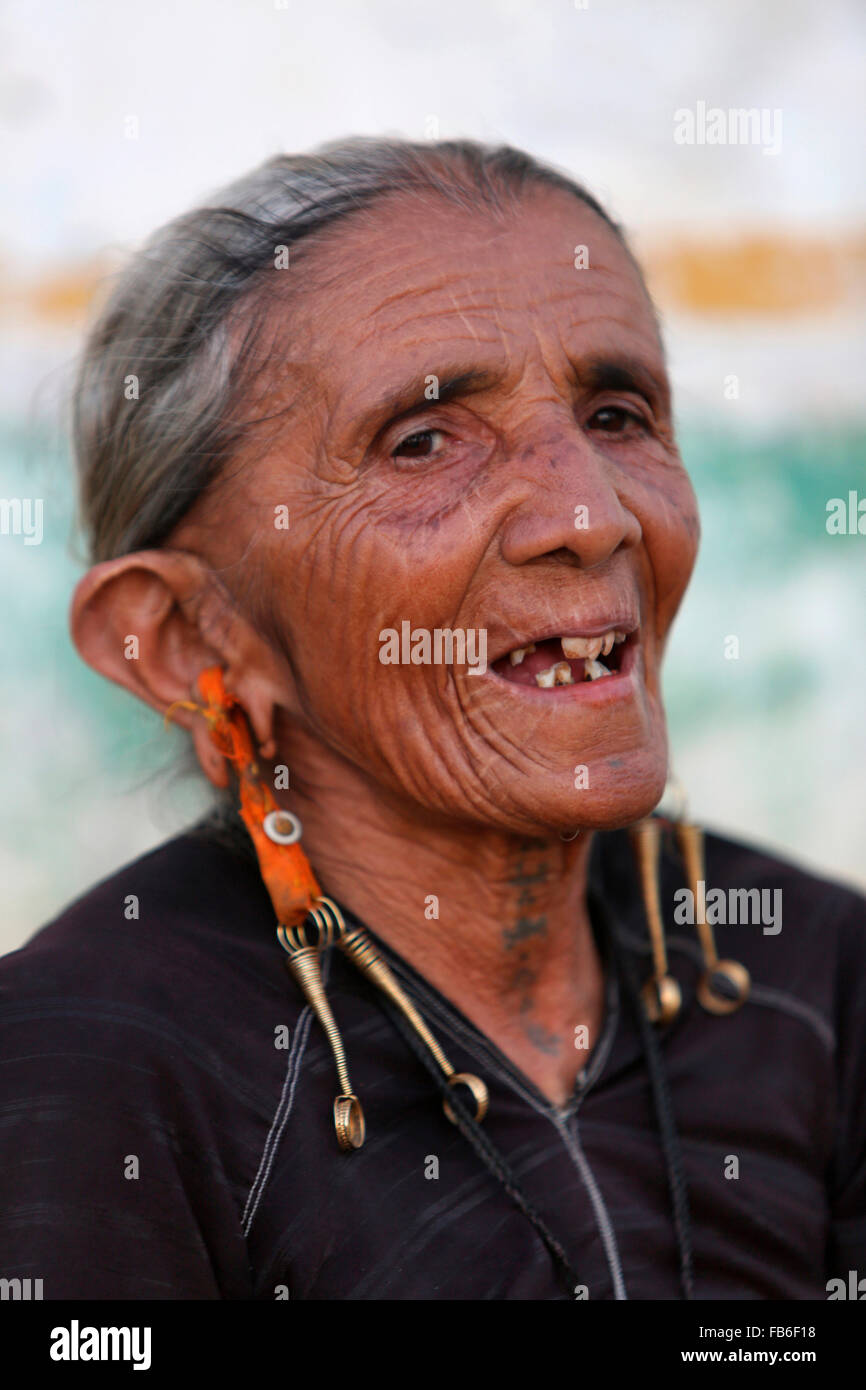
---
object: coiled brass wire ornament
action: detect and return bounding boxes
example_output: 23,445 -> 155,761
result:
277,895 -> 489,1150
630,817 -> 682,1024
337,913 -> 489,1126
632,783 -> 751,1025
675,820 -> 751,1015
277,900 -> 366,1152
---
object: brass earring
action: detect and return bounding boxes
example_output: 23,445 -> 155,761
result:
630,817 -> 682,1024
674,820 -> 750,1016
336,910 -> 488,1125
279,896 -> 489,1148
277,901 -> 366,1153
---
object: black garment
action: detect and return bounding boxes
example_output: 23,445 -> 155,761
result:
0,821 -> 863,1300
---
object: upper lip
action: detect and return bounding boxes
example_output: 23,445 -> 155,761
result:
487,615 -> 639,665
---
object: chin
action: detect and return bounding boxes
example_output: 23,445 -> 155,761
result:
489,745 -> 669,838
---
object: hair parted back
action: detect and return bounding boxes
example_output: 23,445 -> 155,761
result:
73,136 -> 637,564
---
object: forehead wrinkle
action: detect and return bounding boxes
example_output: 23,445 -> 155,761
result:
289,181 -> 639,311
355,264 -> 531,338
333,266 -> 628,369
290,211 -> 647,371
442,284 -> 493,347
367,257 -> 621,330
351,261 -> 651,365
351,265 -> 458,322
302,226 -> 628,341
350,296 -> 501,355
277,200 -> 663,446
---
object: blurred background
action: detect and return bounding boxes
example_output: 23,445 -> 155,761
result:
1,0 -> 864,955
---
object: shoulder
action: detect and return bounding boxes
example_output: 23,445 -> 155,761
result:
700,826 -> 865,926
0,826 -> 297,1079
600,819 -> 865,942
599,822 -> 865,1047
0,827 -> 283,1298
697,828 -> 866,1062
696,825 -> 865,970
3,825 -> 273,971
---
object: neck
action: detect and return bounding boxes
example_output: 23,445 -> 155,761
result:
281,737 -> 606,1108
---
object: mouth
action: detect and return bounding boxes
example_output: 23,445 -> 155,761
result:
490,626 -> 638,691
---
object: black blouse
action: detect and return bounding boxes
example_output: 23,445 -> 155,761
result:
0,819 -> 863,1299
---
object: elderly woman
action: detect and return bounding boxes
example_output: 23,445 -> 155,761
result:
1,138 -> 863,1302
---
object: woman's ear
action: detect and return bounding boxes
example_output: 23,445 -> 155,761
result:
70,548 -> 286,787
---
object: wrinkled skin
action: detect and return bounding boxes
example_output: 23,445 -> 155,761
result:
72,185 -> 699,1104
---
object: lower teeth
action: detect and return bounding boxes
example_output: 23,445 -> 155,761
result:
531,657 -> 613,688
535,661 -> 574,688
584,658 -> 612,681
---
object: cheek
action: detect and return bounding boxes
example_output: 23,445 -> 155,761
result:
635,468 -> 700,639
266,487 -> 482,759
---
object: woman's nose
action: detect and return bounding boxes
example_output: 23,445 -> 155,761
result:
497,431 -> 642,570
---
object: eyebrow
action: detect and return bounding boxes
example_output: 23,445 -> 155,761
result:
357,353 -> 670,439
358,368 -> 504,437
578,356 -> 670,411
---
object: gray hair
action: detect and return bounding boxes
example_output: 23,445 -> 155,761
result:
72,136 -> 641,564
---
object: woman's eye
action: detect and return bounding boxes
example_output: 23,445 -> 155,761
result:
391,428 -> 446,460
588,405 -> 648,436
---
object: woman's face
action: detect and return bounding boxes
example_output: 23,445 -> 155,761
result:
198,184 -> 699,835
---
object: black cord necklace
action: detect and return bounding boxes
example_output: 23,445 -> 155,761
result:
339,895 -> 695,1301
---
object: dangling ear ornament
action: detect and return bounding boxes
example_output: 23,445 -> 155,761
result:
166,667 -> 363,1148
631,776 -> 750,1025
167,667 -> 488,1151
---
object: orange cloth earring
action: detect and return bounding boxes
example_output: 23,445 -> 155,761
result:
166,665 -> 321,928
